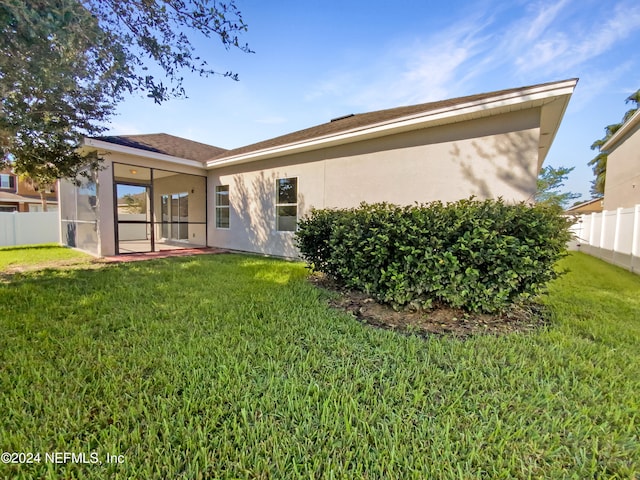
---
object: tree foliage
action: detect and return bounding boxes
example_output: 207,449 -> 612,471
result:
535,165 -> 581,208
1,0 -> 115,207
0,0 -> 250,190
81,0 -> 251,103
588,89 -> 640,197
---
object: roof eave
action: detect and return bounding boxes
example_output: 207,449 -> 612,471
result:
601,109 -> 640,152
205,79 -> 578,170
0,192 -> 58,203
82,138 -> 206,169
537,80 -> 577,170
565,197 -> 603,212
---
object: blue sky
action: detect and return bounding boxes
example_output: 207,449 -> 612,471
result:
107,0 -> 640,202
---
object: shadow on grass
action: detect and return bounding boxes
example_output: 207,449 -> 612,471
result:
0,243 -> 63,252
0,253 -> 309,322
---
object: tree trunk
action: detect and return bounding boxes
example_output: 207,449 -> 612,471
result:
40,190 -> 48,212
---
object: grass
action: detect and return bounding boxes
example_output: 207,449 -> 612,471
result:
0,244 -> 92,271
0,251 -> 638,479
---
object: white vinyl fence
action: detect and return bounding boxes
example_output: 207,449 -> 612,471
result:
0,212 -> 60,247
569,204 -> 640,274
117,213 -> 148,241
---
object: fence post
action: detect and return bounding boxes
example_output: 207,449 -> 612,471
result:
600,210 -> 607,249
12,212 -> 18,245
589,212 -> 596,245
576,214 -> 584,245
583,213 -> 590,246
613,207 -> 623,252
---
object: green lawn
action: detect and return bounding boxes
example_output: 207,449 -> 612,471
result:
0,251 -> 638,479
0,244 -> 92,271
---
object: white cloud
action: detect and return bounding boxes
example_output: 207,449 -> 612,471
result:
104,121 -> 146,136
570,5 -> 640,64
343,20 -> 493,110
568,61 -> 636,110
521,0 -> 571,42
255,115 -> 287,125
394,41 -> 477,102
304,72 -> 356,102
505,0 -> 573,72
512,1 -> 640,75
301,0 -> 640,115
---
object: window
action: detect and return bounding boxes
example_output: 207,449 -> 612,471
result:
159,192 -> 189,240
276,177 -> 297,231
161,195 -> 169,238
0,174 -> 15,190
215,185 -> 230,228
171,192 -> 189,240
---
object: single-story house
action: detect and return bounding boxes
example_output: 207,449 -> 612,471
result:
59,78 -> 577,258
565,198 -> 603,215
602,108 -> 640,210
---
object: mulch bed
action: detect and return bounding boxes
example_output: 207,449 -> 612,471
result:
308,273 -> 550,339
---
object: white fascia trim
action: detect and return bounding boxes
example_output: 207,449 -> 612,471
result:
206,79 -> 578,169
601,109 -> 640,152
83,138 -> 205,169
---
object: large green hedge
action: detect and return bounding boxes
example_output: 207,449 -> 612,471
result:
295,199 -> 572,313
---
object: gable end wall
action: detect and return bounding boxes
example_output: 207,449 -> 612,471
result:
603,122 -> 640,210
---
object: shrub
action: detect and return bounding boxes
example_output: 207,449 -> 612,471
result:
293,208 -> 345,275
296,199 -> 572,313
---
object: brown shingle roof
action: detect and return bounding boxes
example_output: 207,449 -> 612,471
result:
208,79 -> 576,162
0,191 -> 57,203
95,133 -> 227,162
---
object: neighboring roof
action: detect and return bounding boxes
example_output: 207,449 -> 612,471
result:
601,109 -> 640,152
94,133 -> 227,162
565,198 -> 603,214
206,78 -> 578,169
0,191 -> 57,204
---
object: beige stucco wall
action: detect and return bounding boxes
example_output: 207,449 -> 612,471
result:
95,152 -> 207,256
603,122 -> 640,210
208,108 -> 541,258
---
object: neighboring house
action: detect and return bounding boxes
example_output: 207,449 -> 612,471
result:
0,168 -> 58,212
602,109 -> 640,210
565,198 -> 604,215
570,111 -> 640,274
60,78 -> 578,258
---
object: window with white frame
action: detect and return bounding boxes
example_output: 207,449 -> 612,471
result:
215,185 -> 230,228
276,177 -> 297,231
0,174 -> 15,190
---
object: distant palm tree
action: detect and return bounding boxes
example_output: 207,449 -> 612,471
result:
589,89 -> 639,197
621,90 -> 640,125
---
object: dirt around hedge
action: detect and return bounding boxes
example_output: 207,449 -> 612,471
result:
309,273 -> 550,339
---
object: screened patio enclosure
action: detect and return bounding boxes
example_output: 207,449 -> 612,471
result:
113,163 -> 207,254
59,170 -> 99,255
